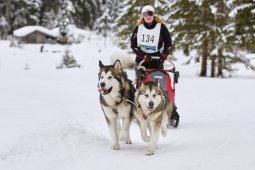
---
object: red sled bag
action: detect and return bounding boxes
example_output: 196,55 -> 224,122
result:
136,59 -> 180,128
143,69 -> 175,105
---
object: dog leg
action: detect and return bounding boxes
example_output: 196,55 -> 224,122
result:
161,125 -> 167,137
108,118 -> 120,150
117,119 -> 122,138
146,122 -> 160,156
120,116 -> 132,144
161,114 -> 168,137
140,120 -> 150,143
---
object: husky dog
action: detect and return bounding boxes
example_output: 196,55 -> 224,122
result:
135,81 -> 172,155
98,59 -> 135,150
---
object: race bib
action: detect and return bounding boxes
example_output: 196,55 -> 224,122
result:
137,23 -> 161,53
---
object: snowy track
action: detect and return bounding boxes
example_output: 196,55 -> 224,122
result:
0,40 -> 255,170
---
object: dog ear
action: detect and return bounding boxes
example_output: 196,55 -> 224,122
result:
113,60 -> 122,70
140,82 -> 145,89
99,60 -> 104,68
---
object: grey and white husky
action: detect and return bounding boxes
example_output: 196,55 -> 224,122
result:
98,59 -> 135,150
135,81 -> 173,155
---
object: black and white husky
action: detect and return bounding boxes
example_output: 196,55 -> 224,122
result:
98,57 -> 135,150
135,81 -> 173,155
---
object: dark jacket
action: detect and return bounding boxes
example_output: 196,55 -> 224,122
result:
131,20 -> 172,64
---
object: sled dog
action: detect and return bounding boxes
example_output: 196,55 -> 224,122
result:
135,81 -> 173,155
98,59 -> 135,150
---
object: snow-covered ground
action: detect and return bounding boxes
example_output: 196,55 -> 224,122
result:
0,33 -> 255,170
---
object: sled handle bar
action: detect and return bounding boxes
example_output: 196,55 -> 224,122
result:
138,56 -> 176,73
139,56 -> 161,66
150,56 -> 161,60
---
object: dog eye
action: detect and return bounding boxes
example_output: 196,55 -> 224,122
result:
108,76 -> 112,79
144,94 -> 149,98
101,76 -> 104,79
153,94 -> 156,97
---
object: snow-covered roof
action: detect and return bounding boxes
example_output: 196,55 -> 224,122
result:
13,26 -> 57,38
50,24 -> 92,37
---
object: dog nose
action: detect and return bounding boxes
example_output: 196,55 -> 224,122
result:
100,82 -> 105,87
149,101 -> 154,107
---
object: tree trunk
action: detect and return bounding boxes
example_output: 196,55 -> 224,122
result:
217,48 -> 223,77
211,55 -> 216,77
200,39 -> 208,77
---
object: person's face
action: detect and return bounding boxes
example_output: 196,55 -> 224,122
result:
142,11 -> 154,23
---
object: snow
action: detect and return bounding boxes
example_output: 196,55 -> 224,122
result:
51,24 -> 95,43
229,3 -> 254,17
0,31 -> 255,170
13,26 -> 57,38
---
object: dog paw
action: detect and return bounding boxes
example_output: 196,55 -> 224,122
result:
146,149 -> 155,156
161,128 -> 167,137
119,132 -> 131,144
123,139 -> 132,144
120,135 -> 132,144
111,143 -> 120,150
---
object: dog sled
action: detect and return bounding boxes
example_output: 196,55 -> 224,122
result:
136,56 -> 180,128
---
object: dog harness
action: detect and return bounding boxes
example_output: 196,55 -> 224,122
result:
111,97 -> 123,114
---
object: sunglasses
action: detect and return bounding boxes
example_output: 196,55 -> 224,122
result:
142,11 -> 154,17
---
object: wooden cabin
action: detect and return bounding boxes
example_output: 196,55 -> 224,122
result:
13,26 -> 57,44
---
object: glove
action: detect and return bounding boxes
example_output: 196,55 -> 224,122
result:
143,56 -> 151,62
161,54 -> 168,61
138,66 -> 146,74
137,66 -> 146,80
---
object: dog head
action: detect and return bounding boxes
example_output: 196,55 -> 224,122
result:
136,81 -> 164,113
98,60 -> 122,95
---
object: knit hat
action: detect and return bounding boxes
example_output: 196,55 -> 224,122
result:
141,5 -> 155,14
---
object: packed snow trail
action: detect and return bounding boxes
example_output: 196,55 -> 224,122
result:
0,40 -> 255,170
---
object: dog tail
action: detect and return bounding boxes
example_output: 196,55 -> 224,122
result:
110,51 -> 135,69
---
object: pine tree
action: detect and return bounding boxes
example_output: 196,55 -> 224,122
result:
95,12 -> 111,46
169,0 -> 253,78
231,0 -> 255,52
169,0 -> 198,52
26,0 -> 41,25
95,0 -> 118,37
0,0 -> 41,33
0,0 -> 9,39
195,1 -> 214,77
57,0 -> 73,44
209,1 -> 231,77
70,0 -> 101,29
106,0 -> 125,24
204,0 -> 219,77
210,0 -> 254,77
41,9 -> 58,29
169,0 -> 214,77
0,15 -> 9,39
39,0 -> 61,28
